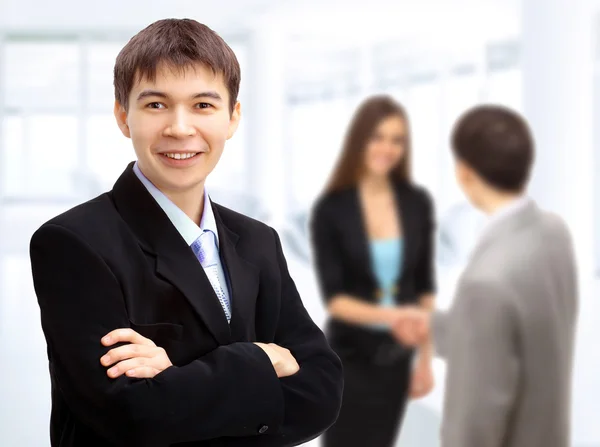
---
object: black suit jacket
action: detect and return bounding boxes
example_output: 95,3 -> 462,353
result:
309,182 -> 436,363
29,164 -> 343,447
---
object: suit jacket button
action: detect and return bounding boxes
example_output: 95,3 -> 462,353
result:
258,425 -> 269,434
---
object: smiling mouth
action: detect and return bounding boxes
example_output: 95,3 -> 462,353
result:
160,152 -> 200,160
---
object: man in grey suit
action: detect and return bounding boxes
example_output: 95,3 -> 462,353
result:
395,105 -> 578,447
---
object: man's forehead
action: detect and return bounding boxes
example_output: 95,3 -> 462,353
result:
133,62 -> 225,88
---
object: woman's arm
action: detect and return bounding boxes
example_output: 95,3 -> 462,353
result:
414,189 -> 437,360
328,294 -> 401,326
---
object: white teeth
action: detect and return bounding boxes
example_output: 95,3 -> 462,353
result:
164,153 -> 198,160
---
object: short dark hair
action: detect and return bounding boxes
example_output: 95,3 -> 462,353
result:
114,18 -> 240,113
325,95 -> 412,194
451,105 -> 534,192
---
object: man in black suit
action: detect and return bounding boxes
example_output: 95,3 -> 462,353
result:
29,18 -> 343,447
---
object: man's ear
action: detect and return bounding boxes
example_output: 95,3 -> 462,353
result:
226,101 -> 241,140
114,101 -> 131,138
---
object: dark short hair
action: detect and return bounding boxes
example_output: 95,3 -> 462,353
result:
451,105 -> 534,192
114,18 -> 240,113
325,95 -> 412,194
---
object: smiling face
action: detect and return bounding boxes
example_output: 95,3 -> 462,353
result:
114,62 -> 241,197
362,115 -> 407,178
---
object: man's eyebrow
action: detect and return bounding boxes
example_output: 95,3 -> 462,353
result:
136,90 -> 168,101
135,90 -> 223,102
191,91 -> 223,101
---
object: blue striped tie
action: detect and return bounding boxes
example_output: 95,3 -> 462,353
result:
190,231 -> 231,322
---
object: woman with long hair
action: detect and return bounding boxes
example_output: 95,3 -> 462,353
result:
310,95 -> 437,446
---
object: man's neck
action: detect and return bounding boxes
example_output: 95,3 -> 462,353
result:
478,191 -> 524,216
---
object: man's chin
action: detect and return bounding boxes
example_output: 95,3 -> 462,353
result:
150,171 -> 207,194
166,179 -> 207,193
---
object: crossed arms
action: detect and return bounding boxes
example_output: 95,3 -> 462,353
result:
30,223 -> 343,446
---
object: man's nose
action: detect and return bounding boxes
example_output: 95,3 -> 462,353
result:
165,109 -> 196,138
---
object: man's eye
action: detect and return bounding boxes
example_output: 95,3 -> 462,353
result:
196,103 -> 212,109
147,102 -> 164,109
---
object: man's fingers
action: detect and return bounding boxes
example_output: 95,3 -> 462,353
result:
101,328 -> 155,347
106,357 -> 149,378
255,342 -> 299,378
398,320 -> 421,345
100,344 -> 156,366
125,367 -> 162,379
392,309 -> 430,346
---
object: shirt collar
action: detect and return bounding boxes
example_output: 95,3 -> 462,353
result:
483,195 -> 531,234
133,161 -> 219,247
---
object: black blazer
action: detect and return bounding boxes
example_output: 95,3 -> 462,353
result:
29,164 -> 343,447
309,181 -> 436,362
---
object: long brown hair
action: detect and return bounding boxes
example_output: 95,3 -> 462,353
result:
324,95 -> 412,194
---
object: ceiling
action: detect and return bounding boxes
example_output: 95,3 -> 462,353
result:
0,0 -> 520,46
0,0 -> 284,35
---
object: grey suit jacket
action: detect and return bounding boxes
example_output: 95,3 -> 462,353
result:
432,199 -> 578,447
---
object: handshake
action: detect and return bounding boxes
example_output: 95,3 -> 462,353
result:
389,306 -> 432,346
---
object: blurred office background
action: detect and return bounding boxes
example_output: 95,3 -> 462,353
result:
0,0 -> 599,445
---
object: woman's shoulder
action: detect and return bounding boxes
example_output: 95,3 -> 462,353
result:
312,187 -> 356,214
395,181 -> 435,209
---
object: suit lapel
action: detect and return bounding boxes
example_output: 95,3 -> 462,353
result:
394,183 -> 415,282
154,251 -> 231,344
212,204 -> 260,341
111,163 -> 231,345
352,184 -> 414,290
350,188 -> 378,287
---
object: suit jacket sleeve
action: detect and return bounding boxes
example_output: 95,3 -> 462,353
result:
415,188 -> 437,296
432,310 -> 450,358
438,279 -> 520,447
30,224 -> 287,446
220,229 -> 343,446
309,198 -> 346,304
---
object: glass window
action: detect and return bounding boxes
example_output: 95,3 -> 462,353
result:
594,69 -> 600,275
4,41 -> 80,110
2,114 -> 80,198
387,86 -> 408,105
485,68 -> 522,111
30,115 -> 80,197
405,81 -> 443,197
86,114 -> 135,191
87,42 -> 126,113
288,95 -> 361,211
484,40 -> 521,110
1,116 -> 25,196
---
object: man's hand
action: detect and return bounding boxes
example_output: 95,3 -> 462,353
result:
100,328 -> 173,379
391,306 -> 431,346
254,342 -> 300,378
409,359 -> 435,399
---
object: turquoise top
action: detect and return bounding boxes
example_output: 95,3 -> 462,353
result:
369,238 -> 402,330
